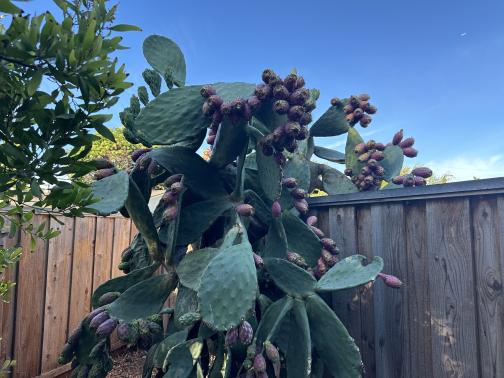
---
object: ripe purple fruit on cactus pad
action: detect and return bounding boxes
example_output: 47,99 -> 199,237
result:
282,177 -> 297,188
253,354 -> 267,373
89,311 -> 109,329
96,318 -> 118,338
412,167 -> 433,178
378,272 -> 403,288
239,321 -> 253,345
225,327 -> 239,347
294,199 -> 309,214
311,226 -> 325,238
200,85 -> 216,98
306,215 -> 318,226
236,204 -> 255,217
131,148 -> 152,162
402,147 -> 418,158
253,253 -> 264,268
271,201 -> 282,218
94,168 -> 116,181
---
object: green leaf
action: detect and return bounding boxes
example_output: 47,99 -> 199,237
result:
0,0 -> 21,14
176,248 -> 220,291
27,69 -> 43,96
263,218 -> 288,260
108,273 -> 177,322
283,212 -> 321,267
381,145 -> 404,181
153,330 -> 188,368
315,255 -> 383,292
286,299 -> 311,378
198,242 -> 258,330
143,35 -> 186,86
313,146 -> 346,163
110,24 -> 142,32
306,295 -> 362,377
133,86 -> 207,148
209,117 -> 248,169
320,164 -> 358,195
264,258 -> 317,296
94,124 -> 116,142
345,127 -> 365,174
310,105 -> 349,137
88,171 -> 129,215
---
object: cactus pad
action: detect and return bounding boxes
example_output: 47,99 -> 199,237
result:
310,105 -> 349,137
163,339 -> 203,378
255,143 -> 282,202
313,145 -> 346,163
264,258 -> 316,296
381,145 -> 404,181
209,118 -> 248,168
153,330 -> 189,369
174,286 -> 199,330
345,127 -> 365,174
176,248 -> 220,291
287,299 -> 311,378
143,35 -> 186,87
263,218 -> 288,260
88,171 -> 129,215
283,212 -> 321,267
320,165 -> 358,194
212,82 -> 256,102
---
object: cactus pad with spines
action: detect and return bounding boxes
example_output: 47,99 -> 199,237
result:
143,35 -> 186,87
264,258 -> 317,296
88,171 -> 129,215
310,103 -> 350,137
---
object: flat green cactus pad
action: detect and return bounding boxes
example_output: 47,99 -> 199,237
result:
88,171 -> 129,215
264,258 -> 316,296
345,127 -> 365,174
310,105 -> 349,137
163,339 -> 203,378
198,242 -> 257,331
313,145 -> 346,163
209,117 -> 248,169
255,144 -> 282,202
286,299 -> 311,378
320,165 -> 358,195
174,285 -> 199,330
176,248 -> 220,291
153,330 -> 188,369
255,296 -> 293,345
143,35 -> 186,86
263,217 -> 288,261
212,82 -> 256,102
315,255 -> 383,292
381,145 -> 404,181
283,212 -> 321,267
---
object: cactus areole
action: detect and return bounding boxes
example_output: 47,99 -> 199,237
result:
62,34 -> 428,377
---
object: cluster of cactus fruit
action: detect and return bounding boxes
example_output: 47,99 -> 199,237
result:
60,34 -> 420,378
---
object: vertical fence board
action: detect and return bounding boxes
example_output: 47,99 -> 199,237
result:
68,217 -> 96,331
473,198 -> 504,378
92,217 -> 114,294
356,206 -> 376,377
111,218 -> 131,278
404,202 -> 433,378
426,199 -> 478,378
371,204 -> 410,378
13,215 -> 49,377
327,207 -> 362,348
41,216 -> 75,373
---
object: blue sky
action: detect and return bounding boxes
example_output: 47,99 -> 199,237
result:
17,0 -> 504,180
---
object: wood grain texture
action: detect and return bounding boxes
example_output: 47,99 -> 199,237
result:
41,216 -> 74,373
13,215 -> 49,378
68,217 -> 96,331
371,204 -> 410,378
110,217 -> 131,278
426,199 -> 478,378
404,202 -> 433,378
356,206 -> 376,378
92,217 -> 114,294
473,198 -> 504,378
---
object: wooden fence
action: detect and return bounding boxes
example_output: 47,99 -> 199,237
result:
0,214 -> 136,378
310,177 -> 504,378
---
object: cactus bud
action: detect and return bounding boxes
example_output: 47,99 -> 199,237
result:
253,253 -> 264,268
373,165 -> 385,177
299,112 -> 312,126
273,84 -> 290,100
116,323 -> 132,342
412,167 -> 432,178
321,249 -> 338,267
353,108 -> 364,118
283,74 -> 298,91
239,321 -> 254,345
304,99 -> 316,112
344,168 -> 353,177
94,168 -> 116,181
96,318 -> 118,338
255,84 -> 271,100
163,206 -> 178,222
295,76 -> 305,89
330,97 -> 342,107
225,327 -> 239,347
320,238 -> 339,254
354,143 -> 367,154
358,93 -> 370,101
291,188 -> 306,200
273,100 -> 290,115
282,177 -> 297,188
98,292 -> 121,306
200,85 -> 216,98
399,137 -> 415,149
294,199 -> 309,214
370,151 -> 384,161
262,69 -> 279,85
414,176 -> 427,186
343,104 -> 354,114
287,251 -> 308,269
310,226 -> 325,238
253,354 -> 267,373
89,311 -> 109,330
287,105 -> 304,122
296,126 -> 309,141
306,215 -> 318,226
178,312 -> 202,327
392,176 -> 405,185
170,181 -> 184,194
378,273 -> 403,289
236,204 -> 255,217
247,95 -> 261,111
365,104 -> 377,114
402,147 -> 418,158
264,341 -> 280,363
392,129 -> 404,145
359,114 -> 372,127
271,201 -> 282,218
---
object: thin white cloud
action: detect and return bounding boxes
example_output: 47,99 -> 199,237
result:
424,154 -> 504,182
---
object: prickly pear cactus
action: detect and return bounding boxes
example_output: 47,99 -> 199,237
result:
62,34 -> 419,378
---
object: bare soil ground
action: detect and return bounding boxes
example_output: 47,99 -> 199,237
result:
108,347 -> 147,377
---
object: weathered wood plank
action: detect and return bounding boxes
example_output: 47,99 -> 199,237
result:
356,206 -> 376,378
92,217 -> 114,294
426,198 -> 478,378
13,214 -> 49,378
474,198 -> 504,378
68,217 -> 96,331
328,207 -> 362,349
41,216 -> 75,373
371,204 -> 410,378
110,218 -> 131,278
404,202 -> 433,378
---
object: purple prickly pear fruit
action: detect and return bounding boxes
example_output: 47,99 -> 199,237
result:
414,176 -> 427,186
253,253 -> 264,268
345,113 -> 355,123
284,121 -> 301,137
89,311 -> 109,330
261,142 -> 274,156
262,69 -> 279,85
94,168 -> 116,181
344,168 -> 353,177
370,151 -> 385,161
359,114 -> 372,127
343,104 -> 354,114
403,147 -> 418,158
163,206 -> 178,222
353,108 -> 364,118
287,105 -> 304,122
364,175 -> 374,184
365,103 -> 377,114
243,102 -> 252,121
264,341 -> 280,363
138,156 -> 152,170
170,182 -> 184,194
272,126 -> 285,142
378,272 -> 403,289
283,74 -> 297,91
207,95 -> 223,111
375,142 -> 386,151
285,138 -> 298,154
357,174 -> 366,181
351,176 -> 359,184
295,76 -> 305,89
274,152 -> 286,166
253,354 -> 267,373
358,93 -> 371,101
367,159 -> 378,168
296,125 -> 309,141
147,160 -> 158,176
202,101 -> 213,116
271,201 -> 282,218
291,188 -> 306,200
320,238 -> 339,254
200,85 -> 216,98
399,137 -> 415,148
86,307 -> 105,322
230,98 -> 246,115
93,158 -> 114,170
273,84 -> 290,100
164,174 -> 183,187
366,140 -> 376,150
98,292 -> 120,306
225,327 -> 239,347
236,204 -> 255,217
358,152 -> 371,162
116,323 -> 131,342
373,177 -> 382,187
321,249 -> 338,267
282,177 -> 297,188
349,96 -> 360,107
373,165 -> 385,177
287,251 -> 308,268
306,215 -> 318,226
403,174 -> 415,187
412,167 -> 432,178
220,102 -> 232,115
247,95 -> 261,111
289,88 -> 310,105
311,226 -> 325,239
354,143 -> 367,154
131,148 -> 152,162
317,258 -> 328,276
273,100 -> 290,115
255,84 -> 271,100
304,99 -> 316,112
96,318 -> 118,338
294,199 -> 309,214
392,129 -> 404,145
330,97 -> 342,107
239,321 -> 254,345
299,112 -> 312,126
391,176 -> 404,185
361,166 -> 371,175
161,191 -> 178,205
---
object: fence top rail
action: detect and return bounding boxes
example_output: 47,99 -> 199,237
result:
307,177 -> 504,207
